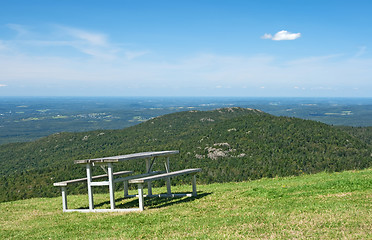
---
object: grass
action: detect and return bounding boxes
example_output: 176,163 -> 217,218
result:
1,169 -> 371,239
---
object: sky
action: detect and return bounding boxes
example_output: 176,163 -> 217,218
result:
0,0 -> 371,97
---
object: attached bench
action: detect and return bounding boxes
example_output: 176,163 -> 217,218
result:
54,170 -> 133,211
54,151 -> 201,212
129,168 -> 202,211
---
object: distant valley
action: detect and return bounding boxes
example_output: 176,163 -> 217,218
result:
1,97 -> 372,145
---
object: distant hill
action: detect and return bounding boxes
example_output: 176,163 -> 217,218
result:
0,107 -> 371,202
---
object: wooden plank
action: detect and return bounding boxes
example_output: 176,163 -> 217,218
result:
53,170 -> 132,186
129,168 -> 201,184
74,150 -> 179,164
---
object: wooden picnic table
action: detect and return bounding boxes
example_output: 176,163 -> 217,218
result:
54,150 -> 201,212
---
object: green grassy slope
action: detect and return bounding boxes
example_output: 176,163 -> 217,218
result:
0,108 -> 371,202
1,169 -> 371,239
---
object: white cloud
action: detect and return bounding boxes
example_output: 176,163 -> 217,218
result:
262,30 -> 301,41
261,33 -> 272,39
273,30 -> 301,41
0,84 -> 7,87
1,25 -> 371,97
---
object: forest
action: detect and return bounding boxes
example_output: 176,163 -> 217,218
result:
0,107 -> 371,202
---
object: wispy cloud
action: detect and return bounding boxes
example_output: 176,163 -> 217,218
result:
261,33 -> 272,39
6,24 -> 29,36
0,40 -> 9,51
60,26 -> 108,46
262,30 -> 301,41
1,25 -> 371,97
1,51 -> 371,96
354,46 -> 367,58
3,24 -> 136,60
125,51 -> 149,60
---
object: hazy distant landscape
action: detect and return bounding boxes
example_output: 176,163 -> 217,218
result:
1,1 -> 372,239
1,97 -> 372,145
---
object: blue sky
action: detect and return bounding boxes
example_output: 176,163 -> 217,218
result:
0,0 -> 371,97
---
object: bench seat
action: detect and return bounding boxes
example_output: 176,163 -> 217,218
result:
53,170 -> 133,187
53,170 -> 133,211
129,168 -> 201,184
129,168 -> 202,211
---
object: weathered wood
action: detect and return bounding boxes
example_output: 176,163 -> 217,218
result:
74,150 -> 179,164
129,168 -> 202,184
53,170 -> 133,187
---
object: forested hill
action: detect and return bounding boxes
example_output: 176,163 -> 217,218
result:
0,107 -> 371,202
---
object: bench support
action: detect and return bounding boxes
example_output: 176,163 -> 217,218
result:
108,163 -> 115,210
124,181 -> 129,197
61,187 -> 67,211
146,159 -> 153,196
192,175 -> 197,196
129,168 -> 201,210
138,184 -> 144,211
166,157 -> 172,195
86,164 -> 94,210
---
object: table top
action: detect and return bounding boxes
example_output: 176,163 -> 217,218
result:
74,150 -> 179,164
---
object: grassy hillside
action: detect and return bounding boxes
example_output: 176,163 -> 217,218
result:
0,107 -> 371,202
1,169 -> 371,239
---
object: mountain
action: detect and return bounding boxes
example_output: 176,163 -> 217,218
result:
0,107 -> 371,202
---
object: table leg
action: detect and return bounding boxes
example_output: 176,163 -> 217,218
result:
61,187 -> 68,211
108,163 -> 115,210
86,163 -> 94,210
138,184 -> 144,211
166,157 -> 172,194
192,175 -> 197,196
124,181 -> 129,198
146,159 -> 152,195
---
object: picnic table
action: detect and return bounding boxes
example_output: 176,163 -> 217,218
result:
54,150 -> 201,212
